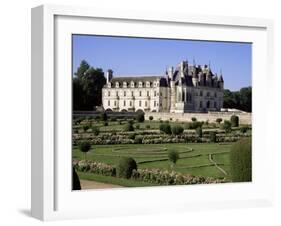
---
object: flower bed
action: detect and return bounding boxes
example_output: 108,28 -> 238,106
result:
73,160 -> 226,185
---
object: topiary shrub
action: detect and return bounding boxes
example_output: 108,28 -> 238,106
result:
136,112 -> 145,123
196,127 -> 203,138
159,123 -> 172,134
91,126 -> 100,136
78,141 -> 91,160
135,124 -> 140,129
123,123 -> 134,132
216,118 -> 223,124
230,115 -> 239,127
117,157 -> 137,178
230,138 -> 252,182
103,121 -> 108,126
191,117 -> 197,122
168,150 -> 179,168
222,120 -> 232,133
149,116 -> 153,121
171,125 -> 184,135
72,167 -> 81,190
209,131 -> 217,142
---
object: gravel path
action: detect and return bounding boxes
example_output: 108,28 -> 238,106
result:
208,154 -> 228,176
80,179 -> 123,190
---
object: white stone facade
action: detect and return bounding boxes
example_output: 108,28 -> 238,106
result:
102,60 -> 224,113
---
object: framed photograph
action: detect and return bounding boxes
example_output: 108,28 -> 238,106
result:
31,4 -> 274,221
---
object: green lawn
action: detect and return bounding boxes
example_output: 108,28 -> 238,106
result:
73,143 -> 232,180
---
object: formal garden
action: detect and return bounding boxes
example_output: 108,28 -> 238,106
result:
72,112 -> 252,189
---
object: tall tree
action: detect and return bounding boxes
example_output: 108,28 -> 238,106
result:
73,60 -> 106,110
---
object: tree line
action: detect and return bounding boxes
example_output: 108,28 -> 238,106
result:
223,87 -> 252,112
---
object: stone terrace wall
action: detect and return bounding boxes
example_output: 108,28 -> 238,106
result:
145,112 -> 252,125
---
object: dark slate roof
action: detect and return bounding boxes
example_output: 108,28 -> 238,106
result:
107,76 -> 168,88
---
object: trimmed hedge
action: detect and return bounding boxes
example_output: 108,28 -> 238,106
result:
230,115 -> 239,127
171,125 -> 184,135
117,157 -> 137,179
230,138 -> 252,182
159,123 -> 172,134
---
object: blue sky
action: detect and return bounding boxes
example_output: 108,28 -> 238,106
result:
72,35 -> 252,91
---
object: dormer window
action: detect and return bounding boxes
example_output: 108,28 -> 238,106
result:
115,82 -> 119,88
153,82 -> 157,87
123,82 -> 127,88
146,81 -> 150,87
139,82 -> 143,88
130,81 -> 134,88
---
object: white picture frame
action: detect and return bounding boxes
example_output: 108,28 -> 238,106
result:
31,4 -> 274,221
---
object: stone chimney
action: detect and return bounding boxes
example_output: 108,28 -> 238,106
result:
106,69 -> 113,83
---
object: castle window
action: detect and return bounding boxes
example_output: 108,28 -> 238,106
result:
130,101 -> 132,107
146,81 -> 150,87
108,100 -> 110,106
114,101 -> 116,106
207,92 -> 210,97
154,101 -> 156,107
139,82 -> 143,87
108,91 -> 110,97
124,100 -> 126,106
145,101 -> 147,107
206,101 -> 210,108
200,101 -> 203,108
116,91 -> 118,97
139,91 -> 142,96
131,81 -> 134,88
115,82 -> 119,88
131,91 -> 134,96
147,91 -> 149,96
139,100 -> 141,107
214,92 -> 217,98
154,91 -> 156,97
214,101 -> 217,108
154,82 -> 157,87
124,91 -> 126,96
160,92 -> 162,97
200,91 -> 203,96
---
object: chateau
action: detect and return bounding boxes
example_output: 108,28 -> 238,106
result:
102,60 -> 224,113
